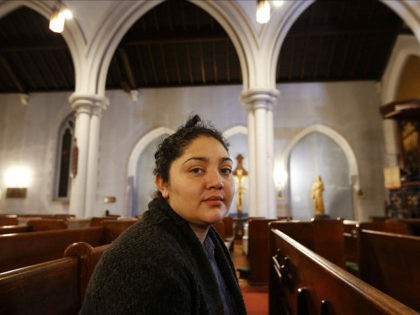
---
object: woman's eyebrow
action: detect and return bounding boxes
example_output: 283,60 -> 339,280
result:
182,156 -> 232,165
182,157 -> 207,165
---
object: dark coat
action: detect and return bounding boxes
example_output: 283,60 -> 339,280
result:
80,198 -> 246,314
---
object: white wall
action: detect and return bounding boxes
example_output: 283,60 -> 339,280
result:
274,81 -> 385,221
0,82 -> 385,220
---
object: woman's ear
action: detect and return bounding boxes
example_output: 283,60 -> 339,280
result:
155,175 -> 169,199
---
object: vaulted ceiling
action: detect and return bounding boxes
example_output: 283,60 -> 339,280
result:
0,0 -> 412,94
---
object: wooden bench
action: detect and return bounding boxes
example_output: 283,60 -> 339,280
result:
269,228 -> 418,315
343,219 -> 412,270
359,229 -> 420,312
64,241 -> 111,301
0,241 -> 110,315
0,226 -> 105,273
0,219 -> 137,273
270,218 -> 345,268
246,218 -> 278,284
27,218 -> 68,231
0,215 -> 18,226
0,225 -> 31,235
212,217 -> 235,251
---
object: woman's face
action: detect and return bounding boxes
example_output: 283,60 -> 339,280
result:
156,135 -> 235,227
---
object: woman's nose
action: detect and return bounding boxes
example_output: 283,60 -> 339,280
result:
207,170 -> 224,189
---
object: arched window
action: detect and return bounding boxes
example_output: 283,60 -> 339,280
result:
54,113 -> 75,200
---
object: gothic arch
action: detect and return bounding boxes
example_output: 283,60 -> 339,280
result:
125,127 -> 173,216
0,1 -> 86,94
381,35 -> 420,103
281,124 -> 361,219
266,0 -> 420,91
84,0 -> 254,96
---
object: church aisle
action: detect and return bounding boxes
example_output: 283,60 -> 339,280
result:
231,240 -> 269,315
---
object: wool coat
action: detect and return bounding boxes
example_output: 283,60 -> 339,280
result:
80,197 -> 247,314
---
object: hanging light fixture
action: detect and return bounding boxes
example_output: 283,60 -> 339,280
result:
49,7 -> 73,33
256,0 -> 271,24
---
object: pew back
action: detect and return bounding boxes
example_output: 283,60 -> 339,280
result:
0,226 -> 104,273
269,229 -> 418,315
247,218 -> 277,284
64,241 -> 111,301
359,229 -> 420,312
0,257 -> 80,315
270,219 -> 345,268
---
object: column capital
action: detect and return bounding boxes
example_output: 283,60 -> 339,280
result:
240,88 -> 280,111
69,93 -> 109,116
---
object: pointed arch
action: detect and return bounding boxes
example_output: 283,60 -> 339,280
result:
282,124 -> 358,178
280,124 -> 361,219
84,0 -> 254,95
127,127 -> 174,179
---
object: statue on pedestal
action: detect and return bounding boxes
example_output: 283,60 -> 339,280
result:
312,175 -> 325,215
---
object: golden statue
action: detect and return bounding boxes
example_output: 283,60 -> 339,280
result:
312,175 -> 325,215
233,154 -> 248,215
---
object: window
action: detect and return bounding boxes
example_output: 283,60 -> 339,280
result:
54,113 -> 75,200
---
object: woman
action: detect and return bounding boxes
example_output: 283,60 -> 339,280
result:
80,115 -> 246,314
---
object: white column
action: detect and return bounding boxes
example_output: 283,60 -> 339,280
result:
69,94 -> 108,217
85,97 -> 108,217
246,110 -> 257,217
240,89 -> 279,218
68,96 -> 93,217
267,109 -> 276,218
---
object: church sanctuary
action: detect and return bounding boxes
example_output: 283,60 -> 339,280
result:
1,0 -> 420,314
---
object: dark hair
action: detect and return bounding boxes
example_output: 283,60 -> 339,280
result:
153,114 -> 229,182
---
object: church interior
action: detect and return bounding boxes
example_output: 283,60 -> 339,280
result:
1,0 -> 420,314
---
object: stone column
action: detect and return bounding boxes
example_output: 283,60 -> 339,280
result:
240,88 -> 279,218
85,97 -> 108,217
68,94 -> 108,217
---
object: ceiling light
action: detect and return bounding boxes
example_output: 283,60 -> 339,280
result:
271,0 -> 284,7
256,0 -> 270,24
49,8 -> 73,33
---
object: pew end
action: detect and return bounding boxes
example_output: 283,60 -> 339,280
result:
269,228 -> 418,315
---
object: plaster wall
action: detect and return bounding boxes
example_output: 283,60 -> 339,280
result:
0,82 -> 385,220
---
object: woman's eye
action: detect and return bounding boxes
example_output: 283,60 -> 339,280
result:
221,168 -> 232,175
190,167 -> 204,174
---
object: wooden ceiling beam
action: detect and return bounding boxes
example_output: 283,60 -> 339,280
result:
0,54 -> 26,93
118,48 -> 137,89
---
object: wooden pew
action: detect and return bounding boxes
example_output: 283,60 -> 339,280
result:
247,218 -> 277,285
0,241 -> 110,314
0,227 -> 104,273
343,219 -> 412,271
0,257 -> 80,315
0,219 -> 137,273
27,218 -> 68,231
0,215 -> 18,226
0,225 -> 31,235
64,241 -> 111,302
212,217 -> 235,251
359,229 -> 420,312
270,218 -> 345,268
269,228 -> 418,315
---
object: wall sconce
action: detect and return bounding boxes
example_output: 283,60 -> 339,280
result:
273,163 -> 288,200
49,7 -> 73,33
3,165 -> 32,199
6,188 -> 27,198
104,196 -> 117,204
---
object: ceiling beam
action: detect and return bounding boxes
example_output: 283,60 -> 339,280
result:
0,53 -> 26,93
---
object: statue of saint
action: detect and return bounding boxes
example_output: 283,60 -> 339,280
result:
312,175 -> 325,215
